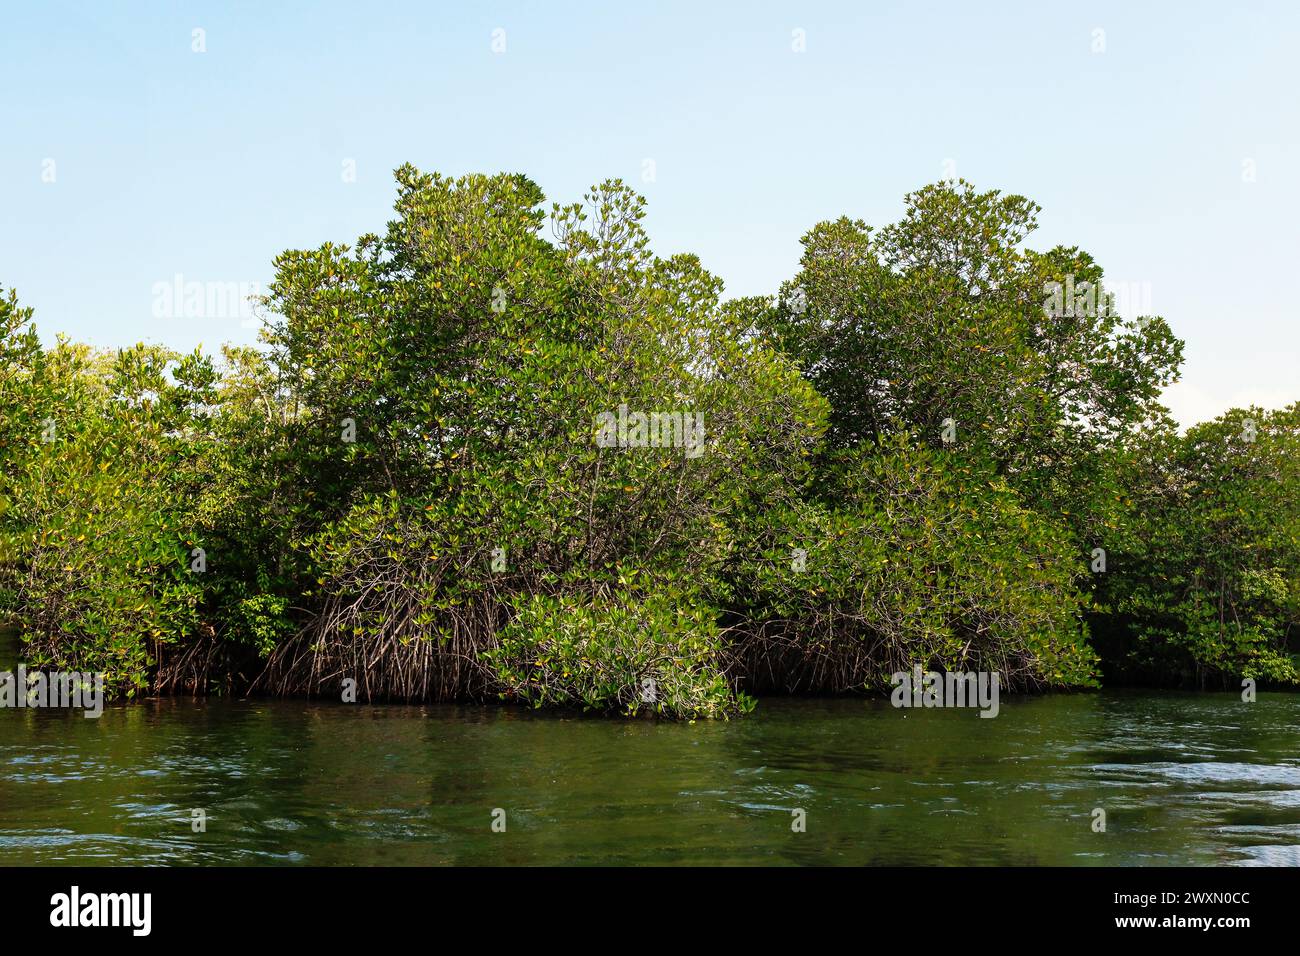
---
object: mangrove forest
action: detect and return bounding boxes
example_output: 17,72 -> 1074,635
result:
2,169 -> 1297,717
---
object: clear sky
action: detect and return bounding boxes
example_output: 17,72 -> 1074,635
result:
3,0 -> 1296,427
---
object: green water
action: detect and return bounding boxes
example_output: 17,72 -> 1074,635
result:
2,630 -> 1298,865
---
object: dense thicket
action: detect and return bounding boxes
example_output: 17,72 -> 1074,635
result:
1,172 -> 1295,715
1091,406 -> 1300,687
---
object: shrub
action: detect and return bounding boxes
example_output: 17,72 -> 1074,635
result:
487,591 -> 744,718
1094,406 -> 1300,687
0,341 -> 203,694
726,436 -> 1099,693
257,168 -> 824,703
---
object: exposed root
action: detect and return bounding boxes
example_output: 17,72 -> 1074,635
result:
152,625 -> 250,697
255,594 -> 500,702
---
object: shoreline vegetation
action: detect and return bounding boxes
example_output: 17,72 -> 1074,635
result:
1,168 -> 1297,718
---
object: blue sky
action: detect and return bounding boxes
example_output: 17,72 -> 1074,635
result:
2,0 -> 1296,426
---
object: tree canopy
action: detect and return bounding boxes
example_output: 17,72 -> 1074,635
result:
1,171 -> 1294,716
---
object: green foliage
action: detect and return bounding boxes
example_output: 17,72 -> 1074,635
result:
217,579 -> 294,658
1094,407 -> 1300,686
1,173 -> 1294,713
258,168 -> 822,708
0,285 -> 43,462
760,180 -> 1183,545
727,435 -> 1098,692
0,338 -> 203,694
487,591 -> 742,718
0,295 -> 295,695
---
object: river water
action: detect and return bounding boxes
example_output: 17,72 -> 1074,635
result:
1,631 -> 1298,866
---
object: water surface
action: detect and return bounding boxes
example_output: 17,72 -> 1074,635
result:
2,631 -> 1298,865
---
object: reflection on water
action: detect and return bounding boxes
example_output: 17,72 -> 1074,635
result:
1,628 -> 1298,865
